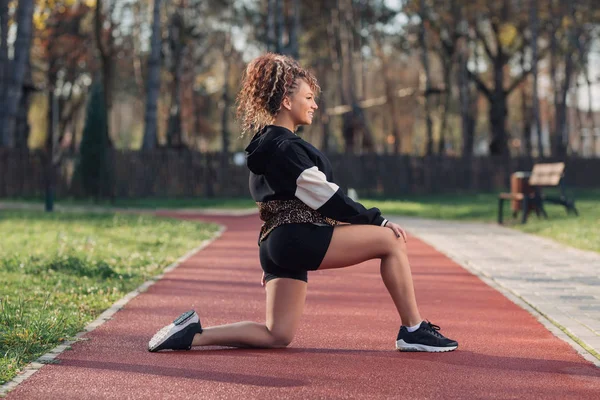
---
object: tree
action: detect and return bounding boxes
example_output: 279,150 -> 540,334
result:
79,81 -> 110,198
373,32 -> 401,154
575,2 -> 598,155
220,20 -> 233,155
519,45 -> 532,158
418,0 -> 434,155
466,1 -> 535,156
266,0 -> 299,55
0,0 -> 35,147
0,0 -> 9,119
159,0 -> 234,149
166,6 -> 187,148
529,0 -> 543,157
142,0 -> 162,149
94,0 -> 118,148
36,2 -> 95,154
549,0 -> 580,158
333,0 -> 375,153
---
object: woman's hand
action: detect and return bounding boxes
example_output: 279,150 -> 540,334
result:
385,221 -> 407,242
261,271 -> 266,288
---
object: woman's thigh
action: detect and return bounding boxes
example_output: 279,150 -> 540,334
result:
264,223 -> 333,272
318,224 -> 404,270
265,277 -> 307,345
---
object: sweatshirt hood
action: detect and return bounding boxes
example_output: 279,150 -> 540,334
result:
245,125 -> 297,175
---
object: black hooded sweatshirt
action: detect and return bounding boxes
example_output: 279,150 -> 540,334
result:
245,125 -> 387,242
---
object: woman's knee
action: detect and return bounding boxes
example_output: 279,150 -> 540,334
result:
268,329 -> 294,348
381,229 -> 407,255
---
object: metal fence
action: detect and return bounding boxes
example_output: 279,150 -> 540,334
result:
1,149 -> 599,199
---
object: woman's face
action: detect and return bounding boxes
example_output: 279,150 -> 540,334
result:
286,79 -> 318,126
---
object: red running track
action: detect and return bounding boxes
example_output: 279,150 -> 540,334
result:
6,214 -> 600,399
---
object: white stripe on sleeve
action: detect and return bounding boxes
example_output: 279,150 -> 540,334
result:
295,166 -> 340,209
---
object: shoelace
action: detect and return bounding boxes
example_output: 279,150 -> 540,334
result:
423,321 -> 444,338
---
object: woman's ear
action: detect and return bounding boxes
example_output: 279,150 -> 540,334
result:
282,96 -> 292,111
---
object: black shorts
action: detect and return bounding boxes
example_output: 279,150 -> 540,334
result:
259,223 -> 334,283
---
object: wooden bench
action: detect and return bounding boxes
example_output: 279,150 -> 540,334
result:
498,162 -> 578,224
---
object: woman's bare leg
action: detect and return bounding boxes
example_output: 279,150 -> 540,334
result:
191,277 -> 306,348
318,224 -> 422,326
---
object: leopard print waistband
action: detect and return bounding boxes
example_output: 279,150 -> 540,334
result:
257,199 -> 339,242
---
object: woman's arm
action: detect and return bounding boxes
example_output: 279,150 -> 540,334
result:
277,141 -> 388,226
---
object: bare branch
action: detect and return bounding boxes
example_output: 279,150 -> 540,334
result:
467,69 -> 492,99
474,23 -> 495,61
506,45 -> 549,94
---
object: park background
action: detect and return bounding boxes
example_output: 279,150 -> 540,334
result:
0,0 -> 599,388
1,0 -> 600,199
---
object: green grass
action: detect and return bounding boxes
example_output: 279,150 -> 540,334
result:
0,197 -> 256,210
0,210 -> 220,385
363,189 -> 600,253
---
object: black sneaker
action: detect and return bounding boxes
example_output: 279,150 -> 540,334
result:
396,321 -> 458,352
148,310 -> 203,352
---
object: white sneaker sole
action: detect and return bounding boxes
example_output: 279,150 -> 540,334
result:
148,311 -> 199,352
395,339 -> 457,352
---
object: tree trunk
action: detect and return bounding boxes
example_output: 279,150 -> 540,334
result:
556,0 -> 576,157
458,50 -> 474,159
45,92 -> 59,211
584,60 -> 596,156
287,0 -> 300,58
142,0 -> 162,149
0,0 -> 8,116
266,0 -> 276,52
455,6 -> 474,160
573,89 -> 583,156
489,90 -> 509,156
275,0 -> 284,53
355,0 -> 367,100
15,60 -> 33,149
555,56 -> 573,158
549,32 -> 558,157
550,1 -> 574,159
374,35 -> 401,154
438,59 -> 452,155
326,8 -> 342,152
221,31 -> 233,155
167,50 -> 185,148
1,0 -> 34,148
339,0 -> 373,153
320,93 -> 330,153
333,1 -> 353,153
529,0 -> 543,157
131,1 -> 145,95
520,48 -> 532,158
166,11 -> 185,148
94,0 -> 113,148
487,32 -> 509,157
419,0 -> 434,156
45,90 -> 54,152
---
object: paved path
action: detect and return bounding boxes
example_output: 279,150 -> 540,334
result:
392,217 -> 600,366
4,214 -> 600,399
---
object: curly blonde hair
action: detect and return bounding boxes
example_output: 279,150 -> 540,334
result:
236,53 -> 320,137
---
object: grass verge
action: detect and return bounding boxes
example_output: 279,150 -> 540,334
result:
0,210 -> 219,385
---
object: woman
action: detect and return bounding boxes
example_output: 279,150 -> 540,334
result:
148,53 -> 457,353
